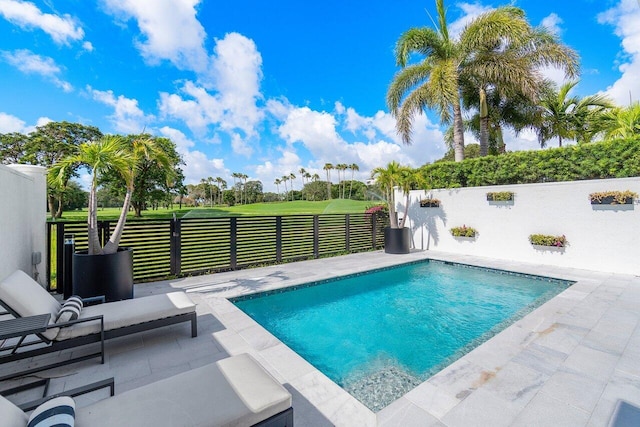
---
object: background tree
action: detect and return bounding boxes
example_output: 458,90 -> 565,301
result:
274,178 -> 281,200
0,132 -> 30,164
27,121 -> 103,218
243,180 -> 264,204
61,180 -> 88,211
302,180 -> 329,201
348,163 -> 359,199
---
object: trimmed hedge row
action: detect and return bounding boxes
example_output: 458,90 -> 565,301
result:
419,138 -> 640,188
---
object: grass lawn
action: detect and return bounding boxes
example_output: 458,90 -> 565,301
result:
52,199 -> 380,221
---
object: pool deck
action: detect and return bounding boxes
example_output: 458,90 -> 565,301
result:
2,250 -> 639,426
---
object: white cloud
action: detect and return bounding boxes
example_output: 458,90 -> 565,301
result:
598,0 -> 640,105
158,126 -> 227,184
88,86 -> 154,134
0,0 -> 84,44
82,41 -> 94,52
0,112 -> 26,133
0,113 -> 51,133
1,49 -> 72,91
541,13 -> 563,36
448,3 -> 493,40
101,0 -> 208,72
158,33 -> 264,141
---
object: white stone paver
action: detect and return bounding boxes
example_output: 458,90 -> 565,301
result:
2,250 -> 639,426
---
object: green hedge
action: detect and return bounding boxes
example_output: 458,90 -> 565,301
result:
419,138 -> 640,188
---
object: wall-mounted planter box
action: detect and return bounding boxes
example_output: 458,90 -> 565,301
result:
589,191 -> 637,205
450,226 -> 477,238
528,234 -> 567,248
420,199 -> 440,208
486,191 -> 514,202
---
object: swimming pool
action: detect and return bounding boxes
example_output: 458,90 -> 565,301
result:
232,260 -> 571,411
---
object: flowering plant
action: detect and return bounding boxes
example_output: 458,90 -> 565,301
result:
529,234 -> 567,247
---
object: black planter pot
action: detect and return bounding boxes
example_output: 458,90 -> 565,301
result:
72,247 -> 134,302
384,227 -> 411,254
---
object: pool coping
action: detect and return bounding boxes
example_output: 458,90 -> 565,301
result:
165,250 -> 639,426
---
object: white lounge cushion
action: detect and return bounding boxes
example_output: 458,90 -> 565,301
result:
0,394 -> 28,427
55,292 -> 195,341
75,353 -> 292,427
0,270 -> 61,340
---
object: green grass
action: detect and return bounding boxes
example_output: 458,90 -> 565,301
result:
52,199 -> 376,221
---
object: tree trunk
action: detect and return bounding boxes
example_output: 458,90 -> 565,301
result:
47,194 -> 57,220
103,188 -> 132,255
479,88 -> 489,157
87,177 -> 103,255
54,194 -> 64,218
452,101 -> 465,162
558,136 -> 563,147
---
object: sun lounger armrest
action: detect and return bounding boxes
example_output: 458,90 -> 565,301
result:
51,315 -> 104,330
82,295 -> 106,306
18,377 -> 115,411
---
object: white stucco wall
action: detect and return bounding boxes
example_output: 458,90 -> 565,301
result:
0,164 -> 47,284
399,177 -> 640,275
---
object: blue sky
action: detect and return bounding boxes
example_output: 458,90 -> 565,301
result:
1,0 -> 639,192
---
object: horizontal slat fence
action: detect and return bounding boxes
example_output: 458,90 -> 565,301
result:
47,213 -> 386,289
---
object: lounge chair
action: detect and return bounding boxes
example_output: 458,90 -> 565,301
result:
0,270 -> 197,380
1,353 -> 293,427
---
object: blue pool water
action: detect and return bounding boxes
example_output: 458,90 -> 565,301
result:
233,260 -> 570,410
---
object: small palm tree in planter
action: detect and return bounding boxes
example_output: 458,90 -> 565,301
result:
372,161 -> 421,254
49,135 -> 173,301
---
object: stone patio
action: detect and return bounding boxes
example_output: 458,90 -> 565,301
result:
2,250 -> 639,426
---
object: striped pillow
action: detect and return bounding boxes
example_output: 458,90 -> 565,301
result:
27,396 -> 75,427
56,296 -> 83,323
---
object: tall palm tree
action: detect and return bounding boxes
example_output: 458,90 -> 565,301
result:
387,1 -> 566,161
463,25 -> 578,156
335,164 -> 347,198
274,178 -> 281,200
281,175 -> 289,199
348,163 -> 359,199
536,81 -> 613,147
323,163 -> 333,199
289,173 -> 296,201
207,177 -> 214,207
311,173 -> 320,182
241,173 -> 249,204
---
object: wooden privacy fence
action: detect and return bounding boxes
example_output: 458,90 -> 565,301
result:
47,213 -> 387,288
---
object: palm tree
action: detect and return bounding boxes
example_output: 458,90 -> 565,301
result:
281,175 -> 289,199
207,176 -> 214,207
241,173 -> 249,204
462,25 -> 578,156
348,163 -> 359,199
50,135 -> 172,255
536,81 -> 613,147
311,173 -> 320,182
599,103 -> 640,140
289,173 -> 296,201
323,163 -> 333,199
387,1 -> 568,161
372,162 -> 422,229
336,164 -> 347,198
274,178 -> 281,200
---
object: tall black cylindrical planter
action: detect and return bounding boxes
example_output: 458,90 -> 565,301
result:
72,247 -> 134,302
384,227 -> 411,254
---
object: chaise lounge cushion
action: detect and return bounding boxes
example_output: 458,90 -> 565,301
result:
75,353 -> 292,427
55,292 -> 196,341
0,270 -> 61,340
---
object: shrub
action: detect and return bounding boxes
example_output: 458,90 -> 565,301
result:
450,225 -> 477,238
420,198 -> 440,207
419,138 -> 640,189
529,234 -> 567,247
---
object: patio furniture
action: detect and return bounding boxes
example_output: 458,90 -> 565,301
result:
0,270 -> 197,380
0,353 -> 293,427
